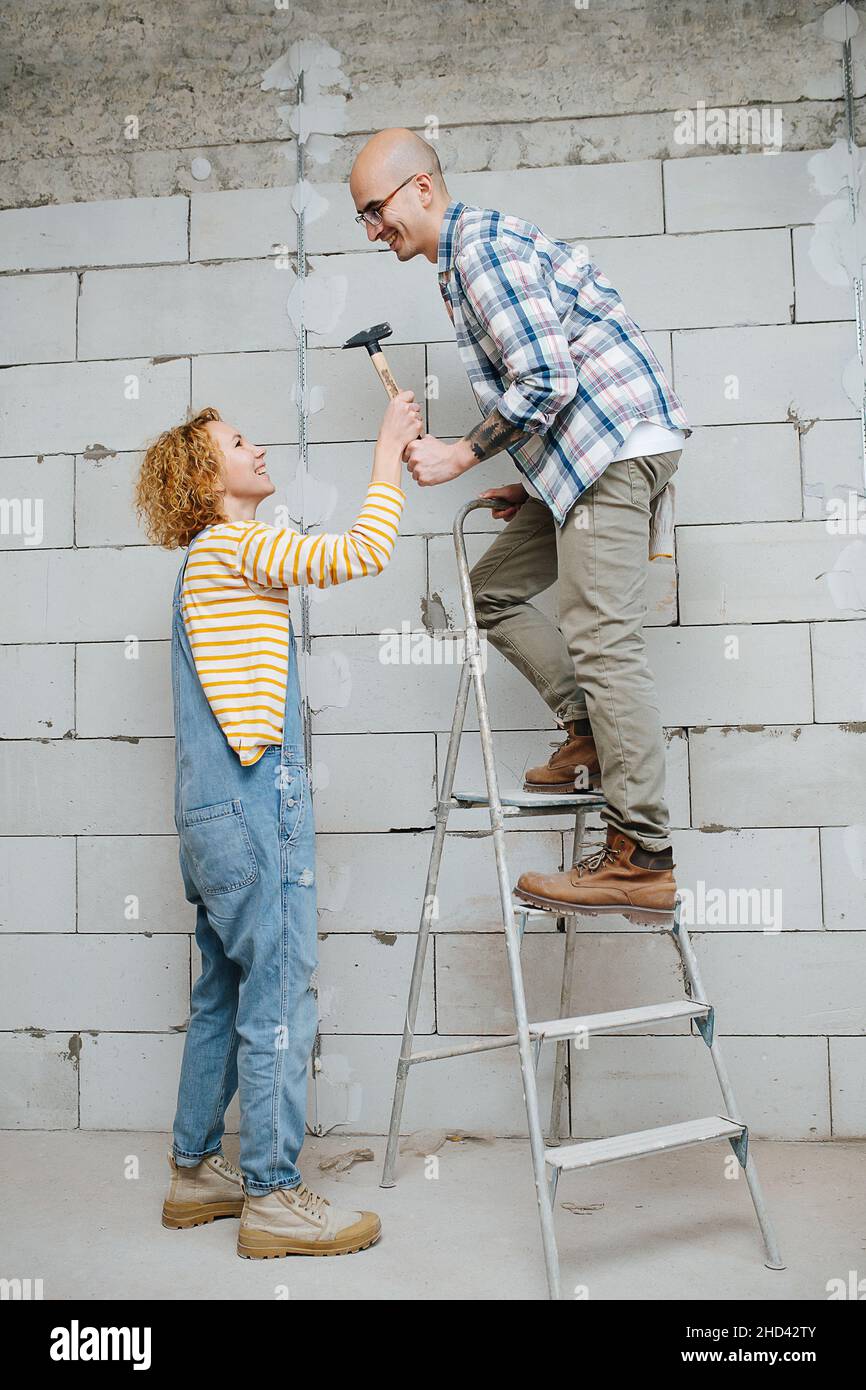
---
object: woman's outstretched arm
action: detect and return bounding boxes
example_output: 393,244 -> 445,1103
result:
233,390 -> 421,589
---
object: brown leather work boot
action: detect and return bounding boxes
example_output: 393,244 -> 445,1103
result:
523,720 -> 601,793
514,827 -> 676,913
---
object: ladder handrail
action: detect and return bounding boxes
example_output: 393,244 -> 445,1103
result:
451,497 -> 508,633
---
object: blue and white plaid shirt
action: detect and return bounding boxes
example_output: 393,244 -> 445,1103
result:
437,199 -> 691,525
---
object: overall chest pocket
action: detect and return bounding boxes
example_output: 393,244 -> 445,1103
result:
180,799 -> 259,895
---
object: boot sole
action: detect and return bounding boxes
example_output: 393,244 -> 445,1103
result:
162,1198 -> 245,1228
237,1222 -> 382,1259
522,780 -> 602,795
513,888 -> 676,922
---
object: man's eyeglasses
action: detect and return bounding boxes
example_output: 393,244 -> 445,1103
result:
354,174 -> 419,228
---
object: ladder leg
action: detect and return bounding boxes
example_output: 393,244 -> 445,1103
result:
670,899 -> 786,1270
548,811 -> 586,1145
380,659 -> 472,1189
548,914 -> 577,1146
471,645 -> 562,1299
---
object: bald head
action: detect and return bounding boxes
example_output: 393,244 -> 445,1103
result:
351,128 -> 446,195
350,128 -> 450,264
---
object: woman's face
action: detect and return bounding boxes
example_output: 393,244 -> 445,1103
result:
206,419 -> 274,507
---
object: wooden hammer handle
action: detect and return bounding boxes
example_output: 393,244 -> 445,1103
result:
369,350 -> 400,400
369,347 -> 423,445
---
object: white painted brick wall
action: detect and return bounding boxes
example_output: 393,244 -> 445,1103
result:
1,146 -> 863,1148
0,359 -> 189,455
0,274 -> 78,365
0,196 -> 189,272
673,323 -> 856,426
580,230 -> 794,330
663,150 -> 826,232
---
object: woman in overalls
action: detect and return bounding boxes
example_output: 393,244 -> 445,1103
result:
134,390 -> 420,1258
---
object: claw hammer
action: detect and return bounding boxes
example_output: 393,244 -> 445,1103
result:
342,320 -> 514,513
342,320 -> 425,455
342,321 -> 403,400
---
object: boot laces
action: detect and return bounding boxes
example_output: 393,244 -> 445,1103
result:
211,1153 -> 242,1181
292,1182 -> 329,1216
575,844 -> 618,877
547,729 -> 578,756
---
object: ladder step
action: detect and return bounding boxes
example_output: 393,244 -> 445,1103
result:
545,1115 -> 744,1171
529,999 -> 710,1042
452,788 -> 606,810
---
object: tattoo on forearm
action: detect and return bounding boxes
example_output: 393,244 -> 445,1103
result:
465,409 -> 529,462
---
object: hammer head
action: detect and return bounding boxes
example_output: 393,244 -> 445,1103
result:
342,321 -> 393,354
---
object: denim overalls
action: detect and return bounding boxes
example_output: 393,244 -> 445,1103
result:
169,534 -> 318,1195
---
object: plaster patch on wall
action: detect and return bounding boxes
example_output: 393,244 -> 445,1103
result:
311,759 -> 330,793
263,39 -> 349,157
306,650 -> 352,713
284,468 -> 338,528
301,134 -> 343,166
286,268 -> 347,336
807,3 -> 866,98
421,592 -> 450,631
317,861 -> 352,914
822,1 -> 860,45
316,1051 -> 363,1126
842,822 -> 866,876
807,138 -> 860,199
290,380 -> 325,417
291,179 -> 329,225
826,538 -> 866,611
260,53 -> 297,92
262,39 -> 346,92
60,1033 -> 81,1066
841,354 -> 866,410
808,198 -> 862,288
285,95 -> 348,146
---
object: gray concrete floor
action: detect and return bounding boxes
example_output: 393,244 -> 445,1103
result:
2,1131 -> 864,1300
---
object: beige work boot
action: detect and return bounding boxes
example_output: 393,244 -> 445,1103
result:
162,1149 -> 245,1228
524,720 -> 601,793
237,1180 -> 381,1259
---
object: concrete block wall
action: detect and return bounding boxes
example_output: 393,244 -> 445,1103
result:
1,135 -> 864,1143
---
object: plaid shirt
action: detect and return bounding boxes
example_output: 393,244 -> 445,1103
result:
437,199 -> 691,525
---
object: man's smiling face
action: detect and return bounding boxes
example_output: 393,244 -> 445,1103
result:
351,175 -> 424,261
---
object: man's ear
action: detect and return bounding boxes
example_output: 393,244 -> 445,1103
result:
415,173 -> 435,207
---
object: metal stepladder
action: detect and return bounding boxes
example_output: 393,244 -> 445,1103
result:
380,497 -> 785,1301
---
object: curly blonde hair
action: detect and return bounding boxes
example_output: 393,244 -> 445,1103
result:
134,407 -> 229,549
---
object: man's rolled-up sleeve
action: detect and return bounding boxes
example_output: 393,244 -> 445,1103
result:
457,240 -> 578,432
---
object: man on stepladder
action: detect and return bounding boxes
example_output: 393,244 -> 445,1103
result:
350,129 -> 691,914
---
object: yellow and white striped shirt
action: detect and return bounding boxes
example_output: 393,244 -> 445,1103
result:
181,480 -> 406,765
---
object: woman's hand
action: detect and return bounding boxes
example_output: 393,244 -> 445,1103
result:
377,390 -> 423,456
478,483 -> 528,521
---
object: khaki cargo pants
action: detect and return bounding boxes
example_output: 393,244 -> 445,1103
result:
469,450 -> 681,852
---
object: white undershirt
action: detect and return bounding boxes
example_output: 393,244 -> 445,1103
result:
520,421 -> 685,502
